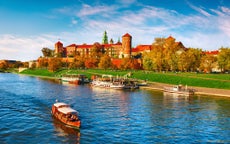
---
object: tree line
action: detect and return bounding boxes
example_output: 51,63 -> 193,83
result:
142,37 -> 230,73
6,37 -> 228,73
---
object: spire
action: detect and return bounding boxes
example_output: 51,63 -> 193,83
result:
110,38 -> 114,44
118,37 -> 120,43
102,31 -> 108,44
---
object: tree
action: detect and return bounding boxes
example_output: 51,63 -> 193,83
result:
98,55 -> 112,69
217,47 -> 230,72
119,58 -> 130,70
142,52 -> 155,70
48,58 -> 62,72
151,38 -> 165,71
90,42 -> 104,59
0,61 -> 8,70
42,47 -> 54,57
85,58 -> 98,69
129,58 -> 142,70
200,54 -> 217,73
178,48 -> 203,72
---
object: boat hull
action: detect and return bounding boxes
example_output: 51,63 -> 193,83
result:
164,85 -> 195,96
51,104 -> 81,129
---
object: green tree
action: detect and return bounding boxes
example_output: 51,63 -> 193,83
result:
142,52 -> 155,70
42,47 -> 54,57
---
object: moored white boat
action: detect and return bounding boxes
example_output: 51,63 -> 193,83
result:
164,85 -> 195,96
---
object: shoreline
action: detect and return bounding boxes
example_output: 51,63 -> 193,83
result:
139,82 -> 230,98
19,73 -> 230,98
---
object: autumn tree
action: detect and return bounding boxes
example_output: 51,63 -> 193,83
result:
85,58 -> 99,69
98,55 -> 112,69
0,61 -> 8,70
217,47 -> 230,72
119,58 -> 130,70
199,54 -> 217,73
151,38 -> 166,71
48,58 -> 62,72
90,42 -> 104,59
178,48 -> 203,72
129,58 -> 142,70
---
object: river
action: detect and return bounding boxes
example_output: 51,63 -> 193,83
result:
0,73 -> 229,143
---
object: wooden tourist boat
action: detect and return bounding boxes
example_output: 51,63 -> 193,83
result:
164,85 -> 195,96
51,101 -> 81,129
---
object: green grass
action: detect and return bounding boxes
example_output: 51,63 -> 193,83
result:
20,68 -> 230,89
20,69 -> 55,77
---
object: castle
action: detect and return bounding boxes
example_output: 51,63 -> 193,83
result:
54,31 -> 152,59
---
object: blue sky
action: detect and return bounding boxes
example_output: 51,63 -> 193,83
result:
0,0 -> 230,61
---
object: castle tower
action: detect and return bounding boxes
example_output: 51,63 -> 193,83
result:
121,33 -> 132,58
54,41 -> 63,56
102,31 -> 108,44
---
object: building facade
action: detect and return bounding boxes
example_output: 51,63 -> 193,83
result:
55,33 -> 134,59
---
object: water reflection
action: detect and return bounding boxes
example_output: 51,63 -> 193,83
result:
52,117 -> 80,143
163,92 -> 193,102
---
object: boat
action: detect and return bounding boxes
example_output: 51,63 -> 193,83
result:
61,74 -> 89,85
91,75 -> 125,89
91,79 -> 125,89
51,101 -> 81,129
163,85 -> 195,96
91,75 -> 140,90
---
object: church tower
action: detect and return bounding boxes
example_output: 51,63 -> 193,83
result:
102,31 -> 108,44
121,33 -> 132,58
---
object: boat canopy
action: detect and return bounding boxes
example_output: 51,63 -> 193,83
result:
58,107 -> 78,115
54,102 -> 69,108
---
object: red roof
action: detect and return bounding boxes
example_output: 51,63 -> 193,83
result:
167,36 -> 175,40
132,45 -> 152,52
122,33 -> 131,37
76,44 -> 93,49
205,50 -> 219,55
55,41 -> 63,45
66,44 -> 77,47
115,41 -> 122,45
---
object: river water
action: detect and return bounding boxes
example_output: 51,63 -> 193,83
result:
0,73 -> 230,144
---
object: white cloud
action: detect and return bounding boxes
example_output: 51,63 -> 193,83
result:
77,4 -> 116,17
0,35 -> 55,61
187,2 -> 211,17
221,6 -> 230,14
117,0 -> 136,5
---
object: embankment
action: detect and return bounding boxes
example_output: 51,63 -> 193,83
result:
140,82 -> 230,97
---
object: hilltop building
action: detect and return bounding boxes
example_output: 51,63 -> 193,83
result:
53,31 -> 195,68
54,32 -> 153,59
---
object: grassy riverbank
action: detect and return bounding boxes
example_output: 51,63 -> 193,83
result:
20,68 -> 230,90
